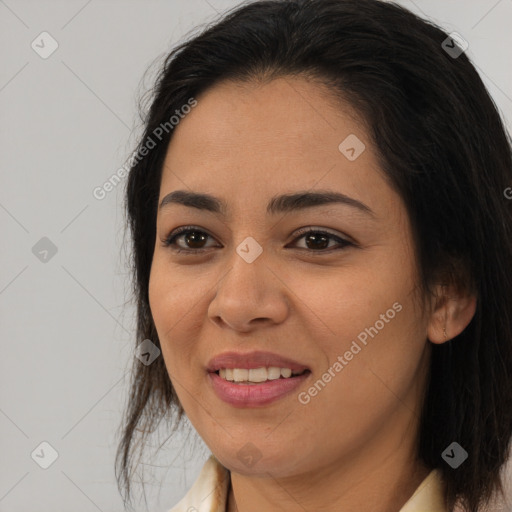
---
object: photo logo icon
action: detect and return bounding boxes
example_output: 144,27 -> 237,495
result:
237,442 -> 263,468
442,441 -> 469,469
32,237 -> 58,263
135,339 -> 161,365
442,32 -> 468,59
31,31 -> 59,59
31,441 -> 59,469
339,134 -> 366,161
236,236 -> 263,263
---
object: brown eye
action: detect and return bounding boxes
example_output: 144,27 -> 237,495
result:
162,226 -> 353,255
163,226 -> 218,252
303,232 -> 330,250
290,228 -> 353,252
179,230 -> 209,249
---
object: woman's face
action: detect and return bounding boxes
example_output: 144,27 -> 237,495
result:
148,77 -> 432,479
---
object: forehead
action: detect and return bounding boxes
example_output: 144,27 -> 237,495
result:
165,76 -> 366,160
158,76 -> 399,221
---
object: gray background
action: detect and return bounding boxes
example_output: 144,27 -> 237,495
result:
1,0 -> 511,511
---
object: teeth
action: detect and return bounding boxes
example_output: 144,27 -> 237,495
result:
267,367 -> 281,380
233,368 -> 249,382
249,367 -> 268,383
280,368 -> 292,378
216,366 -> 306,383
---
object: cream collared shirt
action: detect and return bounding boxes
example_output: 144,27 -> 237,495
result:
168,454 -> 448,512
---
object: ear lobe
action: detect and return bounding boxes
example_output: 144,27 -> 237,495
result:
427,284 -> 477,344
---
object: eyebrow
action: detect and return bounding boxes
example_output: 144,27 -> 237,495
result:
158,189 -> 376,217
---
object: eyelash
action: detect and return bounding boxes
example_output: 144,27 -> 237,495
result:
161,225 -> 354,255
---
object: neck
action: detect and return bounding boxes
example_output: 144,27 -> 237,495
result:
226,417 -> 432,512
228,460 -> 431,512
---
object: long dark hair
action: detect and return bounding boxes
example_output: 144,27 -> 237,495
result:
116,1 -> 512,510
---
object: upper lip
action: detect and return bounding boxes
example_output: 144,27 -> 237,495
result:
206,351 -> 310,373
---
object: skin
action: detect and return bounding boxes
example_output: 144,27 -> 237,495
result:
148,76 -> 476,512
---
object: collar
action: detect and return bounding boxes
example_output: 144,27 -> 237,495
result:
167,454 -> 447,512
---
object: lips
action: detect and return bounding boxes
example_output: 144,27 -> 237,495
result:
206,350 -> 310,373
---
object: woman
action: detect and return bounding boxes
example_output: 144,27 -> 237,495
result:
115,1 -> 512,511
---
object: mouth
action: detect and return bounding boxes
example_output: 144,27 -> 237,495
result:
206,350 -> 311,406
212,367 -> 311,384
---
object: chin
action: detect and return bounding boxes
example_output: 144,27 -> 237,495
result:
213,443 -> 306,477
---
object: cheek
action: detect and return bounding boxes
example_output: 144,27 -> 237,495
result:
148,257 -> 204,370
149,253 -> 207,326
281,262 -> 399,348
321,299 -> 426,427
289,263 -> 424,397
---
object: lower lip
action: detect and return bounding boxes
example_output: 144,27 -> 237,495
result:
208,371 -> 311,407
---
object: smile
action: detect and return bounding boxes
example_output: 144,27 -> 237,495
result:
209,369 -> 311,407
216,366 -> 307,383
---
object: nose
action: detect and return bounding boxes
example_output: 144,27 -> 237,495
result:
207,248 -> 289,332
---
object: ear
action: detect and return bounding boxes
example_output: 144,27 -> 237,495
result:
427,282 -> 477,344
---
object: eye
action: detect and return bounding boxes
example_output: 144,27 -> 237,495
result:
290,227 -> 354,253
161,226 -> 354,254
161,225 -> 219,253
